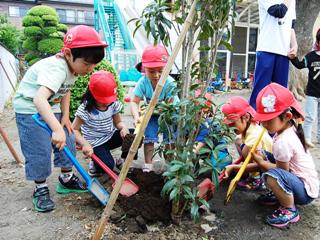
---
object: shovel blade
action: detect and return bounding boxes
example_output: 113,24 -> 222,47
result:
89,179 -> 109,205
112,179 -> 139,197
197,178 -> 215,201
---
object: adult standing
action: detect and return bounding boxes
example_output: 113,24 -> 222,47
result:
249,0 -> 298,109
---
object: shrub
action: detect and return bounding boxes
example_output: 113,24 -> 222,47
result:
57,24 -> 68,33
22,15 -> 43,27
28,5 -> 57,17
22,5 -> 66,65
70,59 -> 125,119
38,38 -> 63,54
42,26 -> 56,35
0,14 -> 21,54
24,52 -> 38,62
24,26 -> 42,37
22,38 -> 37,50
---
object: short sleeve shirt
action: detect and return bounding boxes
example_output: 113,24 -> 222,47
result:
13,56 -> 76,114
243,123 -> 273,153
75,101 -> 122,147
257,0 -> 296,56
273,126 -> 319,198
133,75 -> 179,104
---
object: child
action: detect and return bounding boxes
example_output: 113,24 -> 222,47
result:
252,83 -> 319,228
72,70 -> 136,176
289,28 -> 320,148
130,45 -> 179,171
13,25 -> 107,212
221,96 -> 274,190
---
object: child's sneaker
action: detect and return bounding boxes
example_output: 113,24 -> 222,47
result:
56,174 -> 88,194
266,207 -> 299,228
257,191 -> 279,206
32,186 -> 55,212
237,176 -> 263,190
88,160 -> 103,177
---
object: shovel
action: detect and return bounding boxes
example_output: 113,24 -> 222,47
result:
197,156 -> 243,201
91,154 -> 139,197
32,113 -> 109,206
224,128 -> 266,205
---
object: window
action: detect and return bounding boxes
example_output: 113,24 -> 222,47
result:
66,10 -> 75,23
85,11 -> 94,25
9,6 -> 19,17
249,28 -> 258,52
233,27 -> 247,54
77,10 -> 85,23
8,6 -> 28,17
57,9 -> 76,23
57,9 -> 66,22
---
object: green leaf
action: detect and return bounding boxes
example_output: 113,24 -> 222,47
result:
169,187 -> 178,200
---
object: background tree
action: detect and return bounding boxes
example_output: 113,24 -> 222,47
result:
289,0 -> 320,100
0,14 -> 21,54
21,5 -> 67,65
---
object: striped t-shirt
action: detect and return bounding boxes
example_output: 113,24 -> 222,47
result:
75,101 -> 122,147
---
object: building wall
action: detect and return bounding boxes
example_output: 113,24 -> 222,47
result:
0,45 -> 19,112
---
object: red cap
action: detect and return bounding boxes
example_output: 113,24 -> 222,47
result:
142,45 -> 169,68
222,96 -> 256,124
62,25 -> 107,51
89,71 -> 117,104
254,83 -> 304,122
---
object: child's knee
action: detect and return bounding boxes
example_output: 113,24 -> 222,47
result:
266,175 -> 278,188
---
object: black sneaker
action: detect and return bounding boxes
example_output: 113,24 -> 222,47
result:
257,191 -> 279,206
56,174 -> 88,194
32,187 -> 55,212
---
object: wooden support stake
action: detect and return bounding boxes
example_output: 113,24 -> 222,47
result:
91,1 -> 198,239
0,126 -> 24,167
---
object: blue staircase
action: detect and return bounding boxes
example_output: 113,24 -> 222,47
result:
94,0 -> 138,77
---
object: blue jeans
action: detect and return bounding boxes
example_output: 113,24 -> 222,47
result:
303,95 -> 320,142
16,113 -> 75,181
93,129 -> 137,172
249,52 -> 289,109
262,168 -> 314,205
144,115 -> 173,144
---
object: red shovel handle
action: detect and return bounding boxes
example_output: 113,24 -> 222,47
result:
91,154 -> 118,182
218,156 -> 244,182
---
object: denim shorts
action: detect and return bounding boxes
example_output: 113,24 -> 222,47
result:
144,115 -> 174,144
262,168 -> 314,205
16,113 -> 75,181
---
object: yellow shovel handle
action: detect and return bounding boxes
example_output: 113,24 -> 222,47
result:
225,127 -> 266,203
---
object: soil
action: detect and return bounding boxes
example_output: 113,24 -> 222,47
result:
1,89 -> 320,240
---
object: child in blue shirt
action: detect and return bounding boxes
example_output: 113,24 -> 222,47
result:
130,45 -> 178,171
13,25 -> 107,212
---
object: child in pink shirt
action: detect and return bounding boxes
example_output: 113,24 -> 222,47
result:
252,83 -> 319,228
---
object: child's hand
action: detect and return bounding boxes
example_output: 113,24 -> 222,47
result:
134,117 -> 141,127
52,129 -> 66,151
223,165 -> 234,179
61,115 -> 73,135
252,151 -> 264,164
82,144 -> 93,158
288,47 -> 297,59
120,127 -> 130,139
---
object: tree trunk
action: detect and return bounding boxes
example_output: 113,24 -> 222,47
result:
289,0 -> 320,100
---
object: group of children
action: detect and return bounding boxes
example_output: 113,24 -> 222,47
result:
13,25 -> 319,229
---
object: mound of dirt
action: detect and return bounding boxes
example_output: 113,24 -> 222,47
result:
111,169 -> 171,233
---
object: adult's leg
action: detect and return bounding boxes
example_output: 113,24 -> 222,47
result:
303,96 -> 317,143
272,54 -> 289,87
249,52 -> 275,109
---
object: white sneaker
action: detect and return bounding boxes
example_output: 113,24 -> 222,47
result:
142,163 -> 153,173
305,140 -> 315,148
